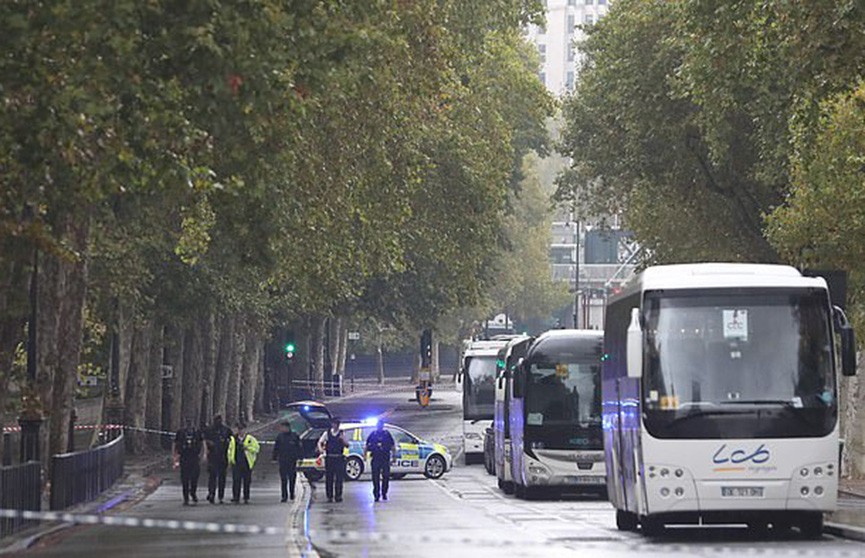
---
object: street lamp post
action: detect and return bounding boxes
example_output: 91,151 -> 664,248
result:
573,219 -> 580,329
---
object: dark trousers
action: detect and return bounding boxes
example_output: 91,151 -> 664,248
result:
325,455 -> 344,500
371,458 -> 390,499
180,461 -> 200,502
232,464 -> 252,502
279,461 -> 297,500
208,461 -> 227,501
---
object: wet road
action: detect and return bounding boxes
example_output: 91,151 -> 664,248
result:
13,383 -> 865,557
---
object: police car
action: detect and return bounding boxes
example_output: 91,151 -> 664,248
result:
301,421 -> 453,481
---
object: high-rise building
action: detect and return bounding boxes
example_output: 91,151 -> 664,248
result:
526,0 -> 611,96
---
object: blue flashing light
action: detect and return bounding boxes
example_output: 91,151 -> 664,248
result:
362,417 -> 379,426
303,405 -> 310,411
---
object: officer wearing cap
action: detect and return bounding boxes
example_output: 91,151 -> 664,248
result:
365,419 -> 396,502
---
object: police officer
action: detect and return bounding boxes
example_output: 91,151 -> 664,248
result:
272,422 -> 302,502
205,414 -> 233,504
174,419 -> 204,506
317,417 -> 347,503
228,423 -> 260,504
365,419 -> 396,502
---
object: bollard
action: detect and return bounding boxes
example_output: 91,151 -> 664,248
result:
2,432 -> 11,466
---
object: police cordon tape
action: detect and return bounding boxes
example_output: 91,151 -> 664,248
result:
0,508 -> 541,548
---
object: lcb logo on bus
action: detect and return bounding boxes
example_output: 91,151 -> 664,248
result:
712,444 -> 770,465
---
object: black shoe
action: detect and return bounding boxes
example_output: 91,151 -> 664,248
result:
335,497 -> 343,503
382,495 -> 388,501
327,497 -> 333,503
374,497 -> 379,502
290,494 -> 295,501
231,498 -> 239,504
243,499 -> 249,504
206,495 -> 214,504
281,497 -> 287,503
191,494 -> 198,503
183,501 -> 189,506
219,499 -> 224,504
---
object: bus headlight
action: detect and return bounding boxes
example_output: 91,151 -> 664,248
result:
531,441 -> 545,450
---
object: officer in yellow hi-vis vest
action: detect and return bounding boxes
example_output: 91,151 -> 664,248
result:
227,424 -> 260,504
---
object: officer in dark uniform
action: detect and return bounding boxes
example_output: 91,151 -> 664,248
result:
272,421 -> 302,502
205,414 -> 233,504
317,417 -> 348,502
365,419 -> 396,502
174,419 -> 203,505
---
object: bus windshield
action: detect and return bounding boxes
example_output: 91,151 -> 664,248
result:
524,341 -> 603,450
643,288 -> 836,439
464,355 -> 497,420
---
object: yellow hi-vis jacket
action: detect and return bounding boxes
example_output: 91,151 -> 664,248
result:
227,434 -> 260,469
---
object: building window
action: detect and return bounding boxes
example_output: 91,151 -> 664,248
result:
568,0 -> 576,5
598,0 -> 606,4
567,47 -> 574,62
584,13 -> 594,25
567,14 -> 575,33
538,44 -> 546,54
566,71 -> 575,91
539,72 -> 546,86
585,0 -> 593,4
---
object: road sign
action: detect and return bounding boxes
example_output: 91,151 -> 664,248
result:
348,332 -> 360,341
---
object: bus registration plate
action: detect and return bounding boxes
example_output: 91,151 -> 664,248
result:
570,475 -> 604,485
721,487 -> 763,498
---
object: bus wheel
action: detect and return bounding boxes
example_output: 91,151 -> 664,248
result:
615,510 -> 638,532
498,478 -> 514,495
641,516 -> 665,537
798,513 -> 824,539
514,483 -> 526,499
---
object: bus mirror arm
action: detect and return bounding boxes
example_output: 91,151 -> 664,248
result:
834,306 -> 857,377
626,308 -> 643,379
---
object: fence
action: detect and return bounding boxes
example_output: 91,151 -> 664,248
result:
50,433 -> 125,511
0,461 -> 41,537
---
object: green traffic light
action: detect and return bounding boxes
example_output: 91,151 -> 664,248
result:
285,342 -> 296,353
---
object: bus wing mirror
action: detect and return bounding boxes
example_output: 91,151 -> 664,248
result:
512,359 -> 525,398
834,306 -> 857,376
626,308 -> 643,379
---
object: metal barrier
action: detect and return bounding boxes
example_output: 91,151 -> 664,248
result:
0,461 -> 41,538
50,433 -> 125,511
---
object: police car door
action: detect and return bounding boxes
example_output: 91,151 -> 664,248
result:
389,428 -> 420,472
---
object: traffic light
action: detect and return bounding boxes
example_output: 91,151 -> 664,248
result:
285,342 -> 296,361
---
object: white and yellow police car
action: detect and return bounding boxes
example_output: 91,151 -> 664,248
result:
300,421 -> 453,481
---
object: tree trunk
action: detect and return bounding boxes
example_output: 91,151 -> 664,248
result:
0,254 -> 28,462
48,217 -> 90,459
165,324 -> 184,433
840,354 -> 864,478
254,340 -> 265,415
296,317 -> 311,401
181,324 -> 203,427
200,312 -> 216,427
431,336 -> 440,383
145,323 -> 164,447
376,330 -> 385,385
226,322 -> 244,427
124,321 -> 152,455
327,317 -> 341,379
240,332 -> 258,425
337,323 -> 348,376
212,314 -> 235,421
311,316 -> 326,396
35,249 -> 61,462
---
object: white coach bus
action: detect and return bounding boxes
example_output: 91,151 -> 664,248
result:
458,337 -> 517,463
603,263 -> 856,537
493,336 -> 532,493
509,329 -> 606,498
